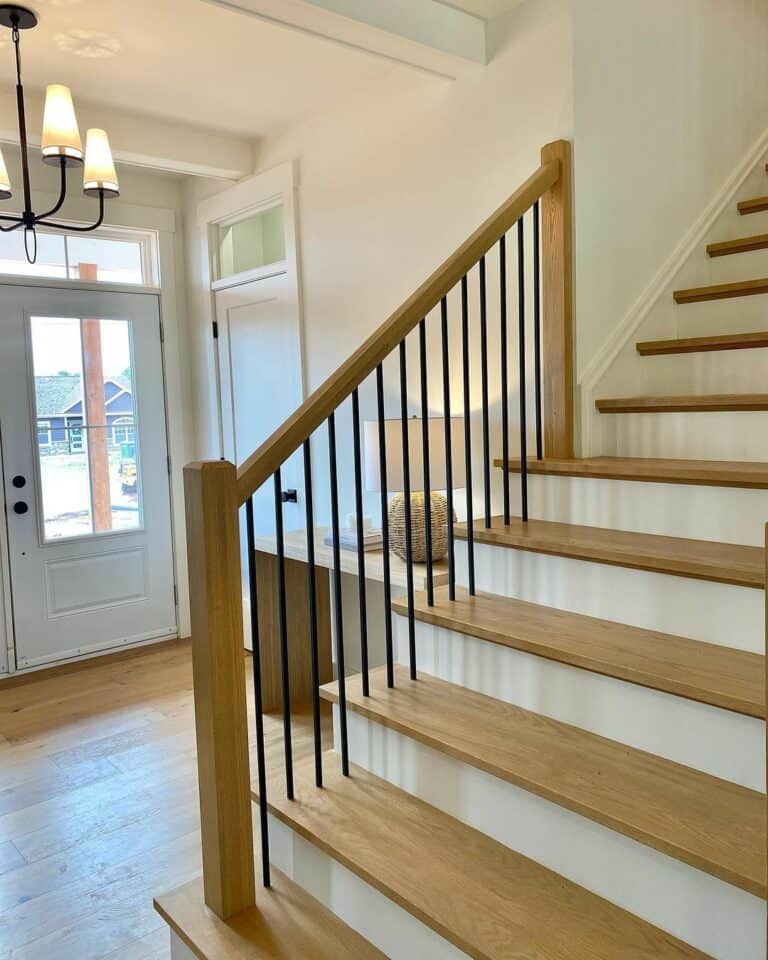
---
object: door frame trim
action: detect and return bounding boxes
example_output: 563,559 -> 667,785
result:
195,159 -> 306,459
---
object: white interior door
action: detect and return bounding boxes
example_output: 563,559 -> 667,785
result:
0,284 -> 176,669
215,271 -> 304,533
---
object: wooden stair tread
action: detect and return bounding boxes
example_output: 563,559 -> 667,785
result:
454,516 -> 764,589
391,586 -> 765,717
496,455 -> 768,489
738,196 -> 768,215
707,233 -> 768,256
637,331 -> 768,355
321,666 -> 765,896
259,756 -> 711,959
707,233 -> 768,257
595,393 -> 768,413
154,875 -> 386,960
674,277 -> 768,303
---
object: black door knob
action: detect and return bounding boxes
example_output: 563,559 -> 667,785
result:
11,475 -> 25,488
13,501 -> 28,515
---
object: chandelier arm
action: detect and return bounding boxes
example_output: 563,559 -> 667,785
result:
0,219 -> 24,232
37,190 -> 104,232
0,213 -> 24,223
35,159 -> 67,221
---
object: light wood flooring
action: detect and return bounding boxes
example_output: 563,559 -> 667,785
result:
0,639 -> 325,960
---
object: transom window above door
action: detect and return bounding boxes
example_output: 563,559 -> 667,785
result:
0,228 -> 155,285
213,203 -> 286,282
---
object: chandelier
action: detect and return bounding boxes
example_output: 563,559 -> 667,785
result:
0,5 -> 119,263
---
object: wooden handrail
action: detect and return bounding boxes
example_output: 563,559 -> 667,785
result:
236,153 -> 562,505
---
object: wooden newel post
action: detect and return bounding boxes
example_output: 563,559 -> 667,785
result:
184,460 -> 255,920
540,139 -> 574,458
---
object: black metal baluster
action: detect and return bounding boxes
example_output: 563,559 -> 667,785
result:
399,339 -> 417,680
499,234 -> 510,525
302,439 -> 323,788
273,469 -> 294,800
351,388 -> 370,696
328,412 -> 350,775
441,297 -> 456,601
479,255 -> 491,527
245,497 -> 270,887
376,363 -> 394,688
419,318 -> 434,606
517,216 -> 529,522
533,199 -> 543,461
461,275 -> 476,596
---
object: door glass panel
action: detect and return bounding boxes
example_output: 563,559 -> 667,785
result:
215,204 -> 286,280
30,315 -> 142,541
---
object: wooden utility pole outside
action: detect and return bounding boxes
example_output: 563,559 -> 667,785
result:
79,262 -> 112,532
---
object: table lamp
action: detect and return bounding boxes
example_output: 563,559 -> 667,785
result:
363,417 -> 466,562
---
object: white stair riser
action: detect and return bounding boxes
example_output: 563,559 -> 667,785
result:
339,707 -> 765,960
170,933 -> 195,960
454,540 -> 763,652
600,409 -> 768,460
269,812 -> 468,960
393,615 -> 763,790
504,474 -> 768,546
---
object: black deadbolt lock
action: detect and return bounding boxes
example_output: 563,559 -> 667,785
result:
12,475 -> 25,488
13,501 -> 28,515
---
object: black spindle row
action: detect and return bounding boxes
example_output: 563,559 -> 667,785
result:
242,199 -> 544,885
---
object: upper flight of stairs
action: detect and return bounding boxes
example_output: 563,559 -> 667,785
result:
596,163 -> 768,415
258,755 -> 712,960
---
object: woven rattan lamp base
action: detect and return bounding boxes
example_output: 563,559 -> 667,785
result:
388,491 -> 453,562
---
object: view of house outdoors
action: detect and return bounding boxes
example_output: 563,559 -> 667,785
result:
31,315 -> 142,540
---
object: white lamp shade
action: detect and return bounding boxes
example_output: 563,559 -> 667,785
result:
41,85 -> 83,165
0,147 -> 11,199
83,128 -> 119,197
364,417 -> 466,493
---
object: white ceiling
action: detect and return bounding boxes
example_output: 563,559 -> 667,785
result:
0,0 -> 428,139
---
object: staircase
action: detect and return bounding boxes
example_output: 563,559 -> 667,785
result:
156,140 -> 766,960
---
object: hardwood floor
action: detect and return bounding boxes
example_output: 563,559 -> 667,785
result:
0,640 -> 326,960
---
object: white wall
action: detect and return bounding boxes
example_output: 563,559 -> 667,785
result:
184,0 -> 573,528
573,0 -> 768,386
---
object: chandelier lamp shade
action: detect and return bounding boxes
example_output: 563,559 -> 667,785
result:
0,4 -> 119,263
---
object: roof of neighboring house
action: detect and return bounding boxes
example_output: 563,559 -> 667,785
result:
34,375 -> 132,418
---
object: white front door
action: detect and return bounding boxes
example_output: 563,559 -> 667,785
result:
0,284 -> 176,669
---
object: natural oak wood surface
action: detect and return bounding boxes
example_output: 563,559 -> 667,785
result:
155,875 -> 386,960
391,586 -> 765,717
595,393 -> 768,414
673,277 -> 768,303
496,455 -> 768,489
258,756 -> 710,959
707,233 -> 768,256
321,666 -> 766,896
184,461 -> 254,919
236,148 -> 563,504
454,516 -> 765,589
636,331 -> 768,355
540,138 -> 574,458
0,639 -> 330,960
738,196 -> 768,215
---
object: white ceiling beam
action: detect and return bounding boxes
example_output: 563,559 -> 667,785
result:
0,87 -> 254,181
200,0 -> 487,79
